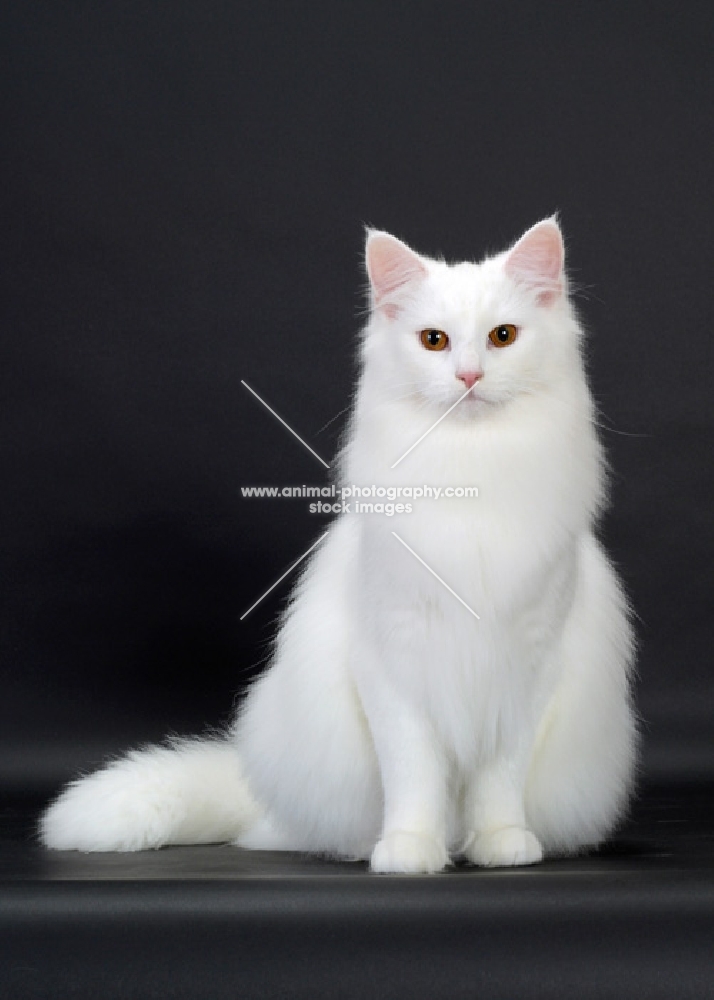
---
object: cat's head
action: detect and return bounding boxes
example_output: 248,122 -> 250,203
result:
363,219 -> 582,413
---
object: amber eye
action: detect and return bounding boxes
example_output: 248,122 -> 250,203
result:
420,329 -> 449,351
488,324 -> 518,348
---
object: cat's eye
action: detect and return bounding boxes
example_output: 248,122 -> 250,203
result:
488,324 -> 518,348
420,329 -> 449,352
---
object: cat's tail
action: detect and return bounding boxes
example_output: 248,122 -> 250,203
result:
39,736 -> 261,852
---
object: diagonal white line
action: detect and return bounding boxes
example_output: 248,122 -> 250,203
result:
391,384 -> 476,469
240,531 -> 330,620
391,531 -> 480,620
241,380 -> 331,469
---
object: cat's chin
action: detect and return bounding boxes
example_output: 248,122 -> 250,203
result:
442,391 -> 498,415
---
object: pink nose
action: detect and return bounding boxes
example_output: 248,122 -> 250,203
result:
456,370 -> 483,390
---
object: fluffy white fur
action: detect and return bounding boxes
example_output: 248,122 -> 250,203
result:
40,219 -> 637,873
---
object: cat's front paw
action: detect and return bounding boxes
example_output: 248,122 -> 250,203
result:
463,826 -> 543,868
370,831 -> 449,874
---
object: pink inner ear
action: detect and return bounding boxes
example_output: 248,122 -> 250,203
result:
366,233 -> 428,311
505,221 -> 564,305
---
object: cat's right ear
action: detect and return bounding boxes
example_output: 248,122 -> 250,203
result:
365,230 -> 428,319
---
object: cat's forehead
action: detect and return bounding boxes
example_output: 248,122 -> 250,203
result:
423,256 -> 509,317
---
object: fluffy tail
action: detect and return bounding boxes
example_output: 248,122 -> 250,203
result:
39,736 -> 261,852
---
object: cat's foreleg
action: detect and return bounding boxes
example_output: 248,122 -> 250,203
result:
369,708 -> 451,875
355,658 -> 450,874
461,749 -> 543,867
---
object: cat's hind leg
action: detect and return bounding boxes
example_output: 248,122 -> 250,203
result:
524,535 -> 637,854
234,813 -> 301,852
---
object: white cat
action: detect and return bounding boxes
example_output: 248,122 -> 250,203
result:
40,219 -> 637,873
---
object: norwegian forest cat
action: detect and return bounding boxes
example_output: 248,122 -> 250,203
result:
40,219 -> 636,873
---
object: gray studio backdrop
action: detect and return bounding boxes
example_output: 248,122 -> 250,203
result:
1,1 -> 712,795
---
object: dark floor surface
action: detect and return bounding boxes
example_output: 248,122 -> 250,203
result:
1,783 -> 713,999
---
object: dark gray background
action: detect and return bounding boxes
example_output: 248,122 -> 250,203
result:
1,1 -> 712,796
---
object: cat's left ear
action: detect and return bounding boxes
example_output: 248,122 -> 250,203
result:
365,230 -> 428,319
505,218 -> 564,307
